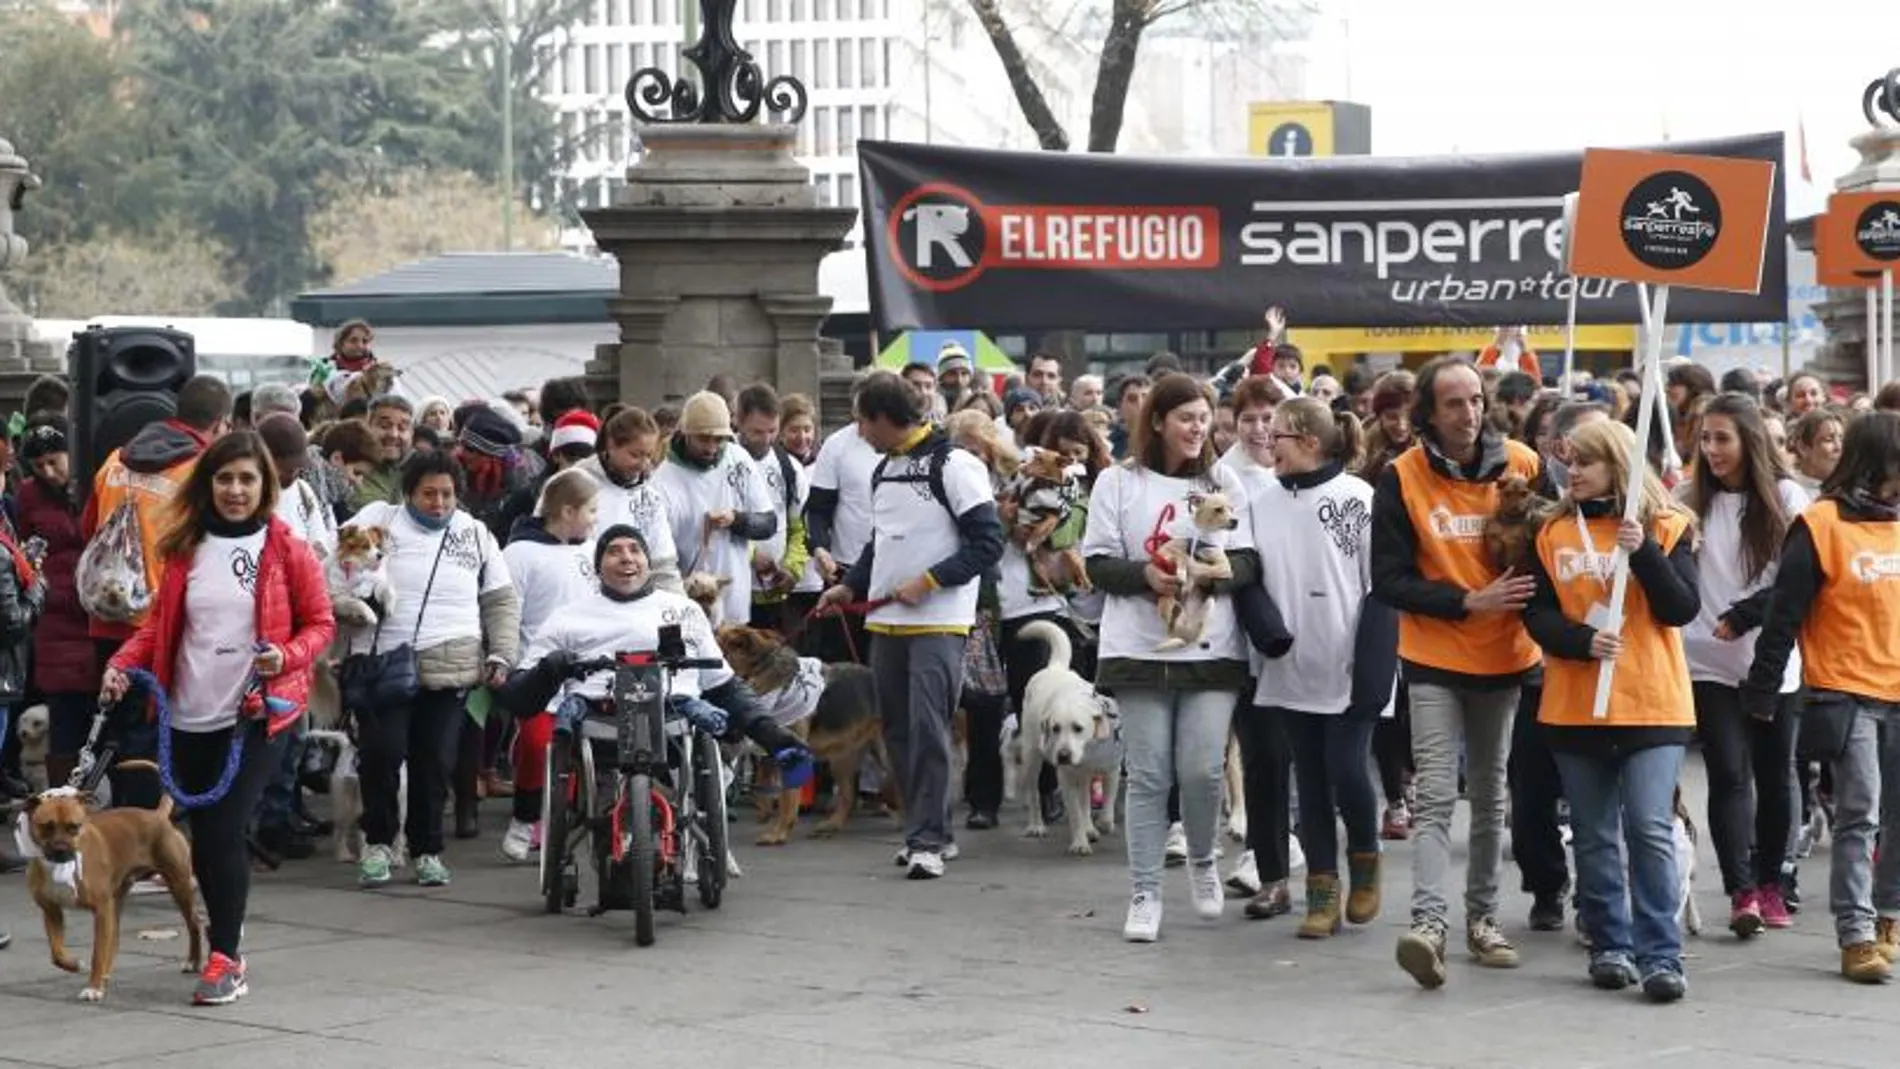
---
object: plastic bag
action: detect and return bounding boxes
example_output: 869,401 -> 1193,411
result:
77,500 -> 153,624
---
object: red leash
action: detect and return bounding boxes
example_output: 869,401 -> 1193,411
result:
806,598 -> 893,665
1144,503 -> 1178,574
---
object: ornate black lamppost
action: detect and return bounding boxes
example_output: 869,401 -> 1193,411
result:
1866,68 -> 1900,129
626,0 -> 809,125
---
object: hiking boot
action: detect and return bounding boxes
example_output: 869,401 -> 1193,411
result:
1380,803 -> 1411,841
1729,889 -> 1765,939
1757,884 -> 1793,930
1124,892 -> 1162,943
1396,918 -> 1448,989
1244,880 -> 1292,919
1877,917 -> 1900,963
358,844 -> 394,888
1466,916 -> 1520,968
1299,874 -> 1342,939
1528,892 -> 1566,932
1588,950 -> 1639,991
191,952 -> 248,1006
1843,941 -> 1894,984
415,854 -> 451,887
1642,965 -> 1687,1003
1345,852 -> 1381,925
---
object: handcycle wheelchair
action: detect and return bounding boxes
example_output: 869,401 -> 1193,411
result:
538,623 -> 731,947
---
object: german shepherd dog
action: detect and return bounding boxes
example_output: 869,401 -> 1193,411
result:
715,624 -> 889,846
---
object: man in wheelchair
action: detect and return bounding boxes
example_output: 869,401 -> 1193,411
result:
499,525 -> 812,857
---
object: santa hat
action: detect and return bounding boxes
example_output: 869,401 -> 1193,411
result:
549,409 -> 601,453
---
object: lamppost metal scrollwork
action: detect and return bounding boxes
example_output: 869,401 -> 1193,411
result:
1864,67 -> 1900,129
626,0 -> 808,125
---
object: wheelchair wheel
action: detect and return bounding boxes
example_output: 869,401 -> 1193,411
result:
692,731 -> 729,910
540,741 -> 581,914
625,772 -> 657,947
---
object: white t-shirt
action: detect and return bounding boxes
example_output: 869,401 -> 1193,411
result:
998,541 -> 1066,621
521,587 -> 733,703
173,529 -> 267,732
580,459 -> 679,569
275,478 -> 338,561
751,446 -> 809,571
655,443 -> 775,624
792,456 -> 826,595
1682,479 -> 1808,692
1082,463 -> 1254,664
343,503 -> 513,656
863,445 -> 996,630
1248,469 -> 1393,716
809,424 -> 881,567
503,536 -> 598,652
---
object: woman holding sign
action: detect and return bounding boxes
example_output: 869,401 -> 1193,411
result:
1744,412 -> 1900,985
1522,420 -> 1701,1003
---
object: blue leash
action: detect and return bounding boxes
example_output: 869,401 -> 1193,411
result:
127,648 -> 293,809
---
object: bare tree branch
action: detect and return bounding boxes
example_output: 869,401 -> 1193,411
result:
1085,0 -> 1151,152
965,0 -> 1070,151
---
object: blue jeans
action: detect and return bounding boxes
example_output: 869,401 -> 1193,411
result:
1555,744 -> 1686,976
1119,688 -> 1237,895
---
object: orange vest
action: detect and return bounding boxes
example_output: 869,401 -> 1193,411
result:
1800,499 -> 1900,703
88,449 -> 194,632
1534,510 -> 1695,728
1391,441 -> 1542,677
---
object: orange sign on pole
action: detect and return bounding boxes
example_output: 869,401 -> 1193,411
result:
1816,223 -> 1880,288
1820,189 -> 1900,278
1568,148 -> 1777,294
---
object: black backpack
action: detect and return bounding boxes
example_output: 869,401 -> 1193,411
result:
869,435 -> 1001,585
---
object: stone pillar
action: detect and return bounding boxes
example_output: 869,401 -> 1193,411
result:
0,138 -> 63,413
1807,126 -> 1900,390
582,123 -> 857,419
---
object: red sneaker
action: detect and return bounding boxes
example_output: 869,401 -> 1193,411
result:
192,952 -> 249,1006
1757,884 -> 1793,929
1729,889 -> 1764,939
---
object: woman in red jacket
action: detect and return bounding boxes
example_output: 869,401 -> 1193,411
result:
14,417 -> 96,787
101,431 -> 335,1007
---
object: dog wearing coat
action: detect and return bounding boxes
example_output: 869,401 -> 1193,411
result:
1005,620 -> 1122,855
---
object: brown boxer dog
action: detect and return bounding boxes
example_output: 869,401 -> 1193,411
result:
22,764 -> 202,1002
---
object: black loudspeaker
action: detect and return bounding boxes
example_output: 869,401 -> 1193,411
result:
70,326 -> 197,507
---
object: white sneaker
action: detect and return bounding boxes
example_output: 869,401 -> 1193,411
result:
500,819 -> 538,863
907,851 -> 945,880
893,846 -> 910,867
1289,833 -> 1306,873
942,841 -> 960,862
1225,849 -> 1261,896
1164,822 -> 1188,866
1189,859 -> 1224,920
1124,891 -> 1163,942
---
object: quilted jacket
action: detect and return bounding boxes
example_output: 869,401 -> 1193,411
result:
109,517 -> 336,738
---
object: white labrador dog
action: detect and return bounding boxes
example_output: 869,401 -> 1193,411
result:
1004,620 -> 1122,855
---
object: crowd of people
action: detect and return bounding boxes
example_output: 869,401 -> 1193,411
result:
4,314 -> 1900,1009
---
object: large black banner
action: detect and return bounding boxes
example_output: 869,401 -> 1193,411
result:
859,133 -> 1787,334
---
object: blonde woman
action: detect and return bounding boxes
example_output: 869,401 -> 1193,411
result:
1523,420 -> 1700,1002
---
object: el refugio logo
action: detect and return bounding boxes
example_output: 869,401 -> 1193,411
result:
1619,171 -> 1721,270
894,185 -> 990,292
1855,200 -> 1900,262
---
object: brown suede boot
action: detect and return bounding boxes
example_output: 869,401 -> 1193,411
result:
1298,874 -> 1342,939
1347,851 -> 1382,925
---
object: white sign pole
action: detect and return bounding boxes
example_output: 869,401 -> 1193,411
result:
1559,193 -> 1581,393
1561,282 -> 1580,394
1870,286 -> 1882,394
1884,268 -> 1894,388
1592,283 -> 1670,720
1635,282 -> 1683,475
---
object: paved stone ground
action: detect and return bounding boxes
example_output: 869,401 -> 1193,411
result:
2,754 -> 1897,1069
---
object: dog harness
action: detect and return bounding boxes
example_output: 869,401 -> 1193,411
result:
12,794 -> 82,902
